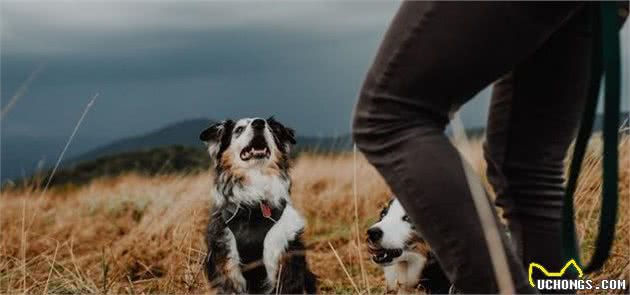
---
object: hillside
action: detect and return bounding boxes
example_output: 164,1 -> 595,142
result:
3,119 -> 352,189
1,137 -> 628,294
7,138 -> 352,191
0,119 -> 352,183
67,119 -> 353,165
7,112 -> 627,190
16,145 -> 211,189
67,119 -> 214,164
9,143 -> 356,190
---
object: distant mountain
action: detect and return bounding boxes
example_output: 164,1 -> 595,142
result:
4,112 -> 628,190
66,118 -> 353,166
13,145 -> 211,189
2,119 -> 353,188
67,119 -> 214,164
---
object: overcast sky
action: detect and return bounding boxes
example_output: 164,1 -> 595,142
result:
1,1 -> 629,145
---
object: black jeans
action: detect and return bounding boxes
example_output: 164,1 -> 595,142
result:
353,2 -> 592,293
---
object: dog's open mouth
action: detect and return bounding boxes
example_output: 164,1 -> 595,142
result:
367,243 -> 403,265
240,136 -> 271,161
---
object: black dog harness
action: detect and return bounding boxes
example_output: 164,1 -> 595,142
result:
220,199 -> 287,293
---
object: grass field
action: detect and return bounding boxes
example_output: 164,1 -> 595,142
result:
1,137 -> 628,294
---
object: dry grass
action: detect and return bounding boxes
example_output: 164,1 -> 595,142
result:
1,137 -> 628,294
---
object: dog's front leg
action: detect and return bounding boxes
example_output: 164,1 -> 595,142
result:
263,205 -> 314,294
383,265 -> 399,293
206,212 -> 247,293
274,237 -> 317,294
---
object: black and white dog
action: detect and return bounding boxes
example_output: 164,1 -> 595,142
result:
367,198 -> 451,294
200,117 -> 317,294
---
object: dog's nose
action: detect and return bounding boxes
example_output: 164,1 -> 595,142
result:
367,227 -> 383,243
252,119 -> 266,130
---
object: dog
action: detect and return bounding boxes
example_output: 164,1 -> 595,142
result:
367,198 -> 451,294
200,117 -> 317,294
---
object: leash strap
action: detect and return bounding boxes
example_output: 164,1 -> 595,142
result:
562,2 -> 621,273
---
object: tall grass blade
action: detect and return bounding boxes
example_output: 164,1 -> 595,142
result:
40,93 -> 98,195
0,64 -> 45,120
451,112 -> 515,294
328,241 -> 360,294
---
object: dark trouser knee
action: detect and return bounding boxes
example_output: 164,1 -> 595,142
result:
352,90 -> 395,157
352,88 -> 450,160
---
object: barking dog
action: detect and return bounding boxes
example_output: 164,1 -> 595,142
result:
367,198 -> 450,294
200,117 -> 317,294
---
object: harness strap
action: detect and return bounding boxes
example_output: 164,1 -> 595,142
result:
222,202 -> 241,224
562,2 -> 621,273
221,199 -> 287,225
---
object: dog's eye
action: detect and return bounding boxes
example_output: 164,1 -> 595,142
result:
234,126 -> 244,133
380,210 -> 386,218
402,215 -> 410,222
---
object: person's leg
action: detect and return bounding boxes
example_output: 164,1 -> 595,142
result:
352,2 -> 582,293
484,6 -> 593,290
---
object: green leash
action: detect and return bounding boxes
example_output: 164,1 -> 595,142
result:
562,2 -> 621,273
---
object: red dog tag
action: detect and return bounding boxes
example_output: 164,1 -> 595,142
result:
260,201 -> 272,218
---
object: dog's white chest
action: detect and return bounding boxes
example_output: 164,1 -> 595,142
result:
235,170 -> 289,204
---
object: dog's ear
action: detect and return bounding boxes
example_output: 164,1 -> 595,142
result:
199,122 -> 224,142
200,120 -> 234,158
267,116 -> 297,147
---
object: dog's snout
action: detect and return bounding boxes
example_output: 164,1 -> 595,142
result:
367,227 -> 383,242
252,119 -> 266,130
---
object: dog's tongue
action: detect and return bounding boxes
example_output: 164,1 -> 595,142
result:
260,201 -> 272,218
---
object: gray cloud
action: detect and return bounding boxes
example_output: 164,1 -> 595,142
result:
1,2 -> 405,143
1,1 -> 628,145
1,2 -> 399,55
